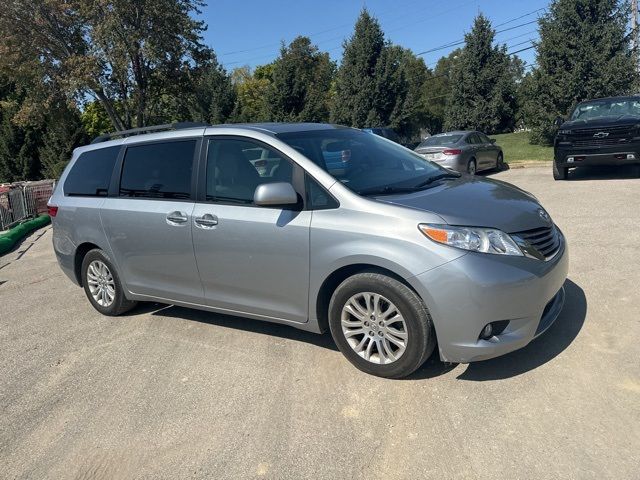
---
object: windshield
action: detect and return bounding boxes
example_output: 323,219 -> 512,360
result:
570,98 -> 640,120
418,134 -> 463,147
277,128 -> 446,195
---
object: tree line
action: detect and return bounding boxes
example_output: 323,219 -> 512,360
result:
0,0 -> 636,182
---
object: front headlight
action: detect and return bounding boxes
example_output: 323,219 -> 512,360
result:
418,224 -> 523,256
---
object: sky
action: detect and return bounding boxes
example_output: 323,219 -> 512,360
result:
199,0 -> 550,71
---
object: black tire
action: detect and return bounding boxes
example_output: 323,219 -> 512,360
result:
632,163 -> 640,178
496,152 -> 505,170
328,272 -> 436,379
467,158 -> 477,175
81,249 -> 137,316
553,160 -> 568,180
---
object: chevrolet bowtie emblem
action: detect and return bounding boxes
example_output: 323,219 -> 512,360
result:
593,132 -> 609,138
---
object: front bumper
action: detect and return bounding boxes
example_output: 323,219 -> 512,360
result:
409,236 -> 569,363
555,147 -> 640,168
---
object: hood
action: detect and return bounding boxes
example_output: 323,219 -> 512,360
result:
560,115 -> 640,130
374,176 -> 551,233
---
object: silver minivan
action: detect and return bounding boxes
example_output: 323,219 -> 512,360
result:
49,123 -> 568,378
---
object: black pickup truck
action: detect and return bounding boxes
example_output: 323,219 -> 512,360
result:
553,95 -> 640,180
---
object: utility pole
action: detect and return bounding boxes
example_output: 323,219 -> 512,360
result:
632,0 -> 639,72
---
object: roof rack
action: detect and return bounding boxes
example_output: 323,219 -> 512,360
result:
90,122 -> 209,144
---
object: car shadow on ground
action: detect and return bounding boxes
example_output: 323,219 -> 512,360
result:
145,303 -> 340,352
565,164 -> 639,181
131,278 -> 585,381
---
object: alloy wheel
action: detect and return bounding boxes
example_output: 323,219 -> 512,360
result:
341,292 -> 408,365
86,260 -> 116,307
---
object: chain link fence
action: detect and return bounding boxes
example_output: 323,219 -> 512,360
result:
0,180 -> 56,231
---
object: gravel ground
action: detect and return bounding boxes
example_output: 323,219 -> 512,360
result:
1,164 -> 639,479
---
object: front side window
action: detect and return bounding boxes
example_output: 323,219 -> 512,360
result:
119,140 -> 196,200
278,128 -> 446,195
64,146 -> 120,197
206,138 -> 294,204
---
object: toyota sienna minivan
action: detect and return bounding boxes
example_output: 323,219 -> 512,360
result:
49,123 -> 568,378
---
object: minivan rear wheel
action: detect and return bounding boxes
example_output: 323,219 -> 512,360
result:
328,273 -> 436,379
81,249 -> 137,316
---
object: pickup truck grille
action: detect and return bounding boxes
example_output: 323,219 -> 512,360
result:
571,137 -> 630,147
513,225 -> 561,260
569,125 -> 635,136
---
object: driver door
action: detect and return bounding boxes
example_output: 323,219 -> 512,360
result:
191,137 -> 311,323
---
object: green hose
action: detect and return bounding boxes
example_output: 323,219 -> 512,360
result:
0,215 -> 51,256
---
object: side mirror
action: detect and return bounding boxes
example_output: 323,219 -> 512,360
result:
489,138 -> 497,144
254,182 -> 299,207
554,116 -> 564,127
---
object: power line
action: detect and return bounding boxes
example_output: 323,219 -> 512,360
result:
415,19 -> 540,56
220,0 -> 477,65
221,5 -> 544,68
218,0 -> 431,57
494,7 -> 545,28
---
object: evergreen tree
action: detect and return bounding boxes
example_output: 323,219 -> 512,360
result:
266,37 -> 334,122
0,78 -> 42,182
523,0 -> 636,144
331,9 -> 386,127
39,104 -> 87,179
444,14 -> 521,133
189,54 -> 236,125
420,50 -> 461,134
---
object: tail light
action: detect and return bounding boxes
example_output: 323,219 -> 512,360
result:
443,149 -> 462,155
47,205 -> 58,217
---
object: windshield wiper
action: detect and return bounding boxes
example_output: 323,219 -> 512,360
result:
412,171 -> 461,189
357,185 -> 422,196
357,171 -> 461,197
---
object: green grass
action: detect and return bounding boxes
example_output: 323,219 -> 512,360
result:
491,131 -> 553,163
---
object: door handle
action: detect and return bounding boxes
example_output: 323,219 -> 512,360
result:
194,214 -> 218,229
166,211 -> 188,226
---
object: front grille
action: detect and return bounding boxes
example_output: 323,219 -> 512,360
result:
571,137 -> 630,147
569,125 -> 634,136
513,225 -> 561,260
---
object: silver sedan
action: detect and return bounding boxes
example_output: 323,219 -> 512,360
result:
414,130 -> 504,174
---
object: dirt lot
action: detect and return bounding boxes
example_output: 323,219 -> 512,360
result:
1,165 -> 639,479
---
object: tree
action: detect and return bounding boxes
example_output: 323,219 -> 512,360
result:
266,36 -> 334,122
331,9 -> 386,127
523,0 -> 637,144
230,66 -> 271,123
0,79 -> 42,182
188,54 -> 236,125
0,0 -> 210,131
80,101 -> 114,140
444,14 -> 521,134
420,50 -> 461,134
332,9 -> 421,135
39,104 -> 87,178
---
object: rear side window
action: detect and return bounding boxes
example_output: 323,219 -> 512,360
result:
64,146 -> 120,197
119,140 -> 196,200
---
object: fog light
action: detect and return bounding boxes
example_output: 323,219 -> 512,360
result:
627,154 -> 635,160
567,157 -> 574,163
480,324 -> 493,339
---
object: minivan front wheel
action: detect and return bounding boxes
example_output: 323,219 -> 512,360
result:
328,273 -> 436,379
81,249 -> 137,316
